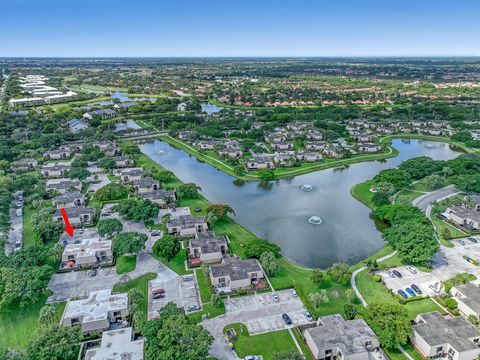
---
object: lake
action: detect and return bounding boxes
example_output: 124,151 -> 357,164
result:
140,139 -> 462,268
201,103 -> 224,115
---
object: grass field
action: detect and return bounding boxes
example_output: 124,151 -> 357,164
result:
22,205 -> 35,247
223,323 -> 298,360
116,255 -> 137,274
0,295 -> 66,350
196,269 -> 214,304
112,273 -> 157,320
153,248 -> 191,275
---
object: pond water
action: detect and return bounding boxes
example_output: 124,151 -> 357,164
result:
201,103 -> 224,115
140,139 -> 462,268
114,119 -> 142,132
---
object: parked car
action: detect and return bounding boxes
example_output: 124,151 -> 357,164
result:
392,270 -> 403,278
406,266 -> 417,274
187,304 -> 200,312
16,208 -> 22,217
152,288 -> 166,299
468,237 -> 478,244
183,274 -> 194,281
405,287 -> 416,297
245,356 -> 260,360
151,231 -> 162,237
290,289 -> 298,297
14,241 -> 21,249
463,256 -> 478,266
282,313 -> 292,325
411,284 -> 423,295
79,228 -> 84,234
458,239 -> 466,245
89,269 -> 97,277
386,270 -> 395,278
429,283 -> 440,293
304,310 -> 313,322
272,293 -> 279,302
397,289 -> 408,299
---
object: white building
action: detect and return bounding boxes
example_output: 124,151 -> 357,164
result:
85,327 -> 144,360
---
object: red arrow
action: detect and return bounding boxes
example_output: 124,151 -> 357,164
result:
60,208 -> 75,237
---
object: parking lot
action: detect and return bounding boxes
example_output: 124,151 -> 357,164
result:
379,236 -> 480,297
148,273 -> 200,319
5,207 -> 23,255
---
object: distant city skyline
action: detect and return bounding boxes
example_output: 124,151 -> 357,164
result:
1,0 -> 479,57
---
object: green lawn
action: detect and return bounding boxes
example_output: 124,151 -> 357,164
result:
292,327 -> 314,360
385,343 -> 423,360
188,303 -> 225,324
355,270 -> 444,320
350,179 -> 376,209
0,295 -> 66,350
113,273 -> 157,320
196,269 -> 213,304
153,248 -> 191,275
116,255 -> 137,274
224,323 -> 299,360
22,205 -> 35,247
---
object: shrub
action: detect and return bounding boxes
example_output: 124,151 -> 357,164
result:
373,274 -> 382,282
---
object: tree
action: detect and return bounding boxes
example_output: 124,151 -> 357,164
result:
153,234 -> 180,261
97,218 -> 123,237
67,167 -> 90,180
155,170 -> 174,183
31,208 -> 63,244
94,183 -> 131,202
233,165 -> 244,176
205,204 -> 235,219
113,198 -> 160,221
365,303 -> 411,349
38,304 -> 58,327
310,269 -> 324,286
260,251 -> 279,277
372,191 -> 391,206
399,157 -> 445,180
206,212 -> 219,228
28,324 -> 81,360
0,347 -> 25,360
309,290 -> 329,307
445,298 -> 458,310
273,352 -> 304,360
343,289 -> 357,320
327,263 -> 351,285
128,288 -> 145,332
175,183 -> 201,199
113,232 -> 147,256
424,174 -> 442,191
258,169 -> 275,181
211,293 -> 223,308
374,169 -> 412,191
98,157 -> 116,170
243,239 -> 281,258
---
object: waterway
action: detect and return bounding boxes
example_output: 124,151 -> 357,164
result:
140,139 -> 462,268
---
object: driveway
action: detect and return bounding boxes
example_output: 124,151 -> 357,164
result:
413,185 -> 460,213
86,172 -> 111,193
5,207 -> 22,255
202,289 -> 309,360
47,253 -> 170,303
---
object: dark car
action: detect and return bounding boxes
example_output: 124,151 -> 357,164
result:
392,270 -> 402,278
411,284 -> 423,295
282,313 -> 292,325
405,287 -> 416,297
397,289 -> 408,299
468,237 -> 478,244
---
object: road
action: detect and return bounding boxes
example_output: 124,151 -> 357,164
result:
412,185 -> 460,213
5,207 -> 23,255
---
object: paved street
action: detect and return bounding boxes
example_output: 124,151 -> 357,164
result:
47,253 -> 169,303
5,207 -> 23,255
412,185 -> 460,213
86,172 -> 111,193
202,289 -> 309,360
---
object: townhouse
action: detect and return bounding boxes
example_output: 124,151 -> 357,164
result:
209,257 -> 264,292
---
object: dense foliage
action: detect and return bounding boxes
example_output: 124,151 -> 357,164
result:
243,238 -> 281,259
153,234 -> 180,261
97,218 -> 123,237
365,303 -> 411,349
94,183 -> 131,202
113,198 -> 160,221
113,232 -> 147,256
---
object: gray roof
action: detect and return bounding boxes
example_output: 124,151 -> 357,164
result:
55,206 -> 95,218
134,177 -> 158,188
43,163 -> 71,171
454,283 -> 480,316
190,231 -> 227,254
210,257 -> 261,281
167,215 -> 206,229
413,311 -> 480,352
305,315 -> 378,357
53,191 -> 85,204
449,205 -> 480,223
85,327 -> 144,360
141,189 -> 175,201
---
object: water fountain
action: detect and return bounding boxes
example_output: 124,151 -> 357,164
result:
308,216 -> 323,225
300,184 -> 315,192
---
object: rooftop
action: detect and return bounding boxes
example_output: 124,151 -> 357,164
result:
85,327 -> 144,360
210,257 -> 261,281
190,231 -> 227,254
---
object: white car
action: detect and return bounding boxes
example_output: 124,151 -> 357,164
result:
245,356 -> 260,360
290,289 -> 298,297
386,270 -> 395,278
272,293 -> 279,302
406,266 -> 417,274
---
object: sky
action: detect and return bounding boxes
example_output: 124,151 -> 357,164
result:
0,0 -> 479,57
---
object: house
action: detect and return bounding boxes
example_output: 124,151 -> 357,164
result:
188,231 -> 228,264
209,257 -> 264,292
141,189 -> 176,206
305,141 -> 327,151
303,314 -> 381,360
113,101 -> 138,111
296,152 -> 323,162
10,158 -> 38,173
84,327 -> 144,360
94,141 -> 121,156
246,155 -> 275,170
53,191 -> 86,209
323,146 -> 343,158
196,140 -> 217,150
119,168 -> 144,183
83,109 -> 117,120
218,147 -> 243,158
411,311 -> 480,360
133,177 -> 160,194
271,140 -> 294,151
46,179 -> 82,194
44,149 -> 72,160
357,143 -> 382,153
61,289 -> 129,334
68,118 -> 89,133
41,163 -> 71,178
61,237 -> 113,270
274,152 -> 295,167
167,215 -> 208,237
306,131 -> 324,141
177,102 -> 187,111
54,206 -> 96,226
445,206 -> 480,230
451,283 -> 480,320
113,156 -> 133,168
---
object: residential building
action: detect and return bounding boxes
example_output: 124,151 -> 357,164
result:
68,118 -> 89,133
44,149 -> 72,160
271,140 -> 294,151
167,215 -> 208,237
53,191 -> 86,209
445,206 -> 480,230
411,311 -> 480,360
84,327 -> 144,360
61,237 -> 113,270
113,156 -> 133,168
133,177 -> 160,194
357,143 -> 382,153
119,168 -> 143,183
83,109 -> 117,120
61,289 -> 129,334
246,155 -> 275,170
141,189 -> 176,206
451,283 -> 480,319
10,158 -> 38,173
41,163 -> 71,178
54,206 -> 96,226
303,314 -> 381,360
209,257 -> 263,292
296,151 -> 323,162
46,178 -> 82,194
188,231 -> 228,264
